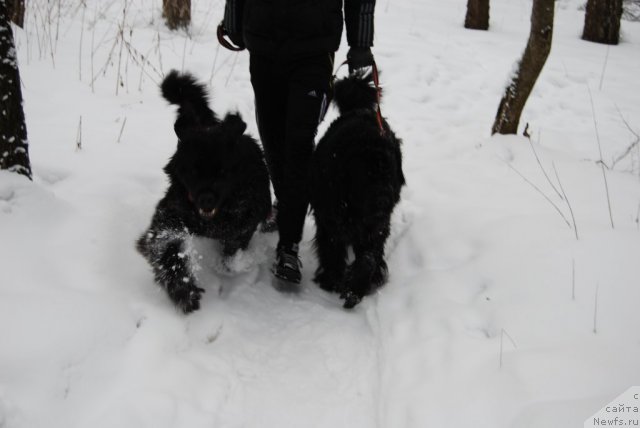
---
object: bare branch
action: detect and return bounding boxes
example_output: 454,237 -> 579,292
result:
500,157 -> 572,230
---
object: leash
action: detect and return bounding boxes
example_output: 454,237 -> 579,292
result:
371,62 -> 385,136
216,23 -> 245,51
333,59 -> 386,136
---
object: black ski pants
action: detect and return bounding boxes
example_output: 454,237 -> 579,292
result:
250,52 -> 333,246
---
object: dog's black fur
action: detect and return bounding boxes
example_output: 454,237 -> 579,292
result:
137,70 -> 271,313
310,71 -> 405,309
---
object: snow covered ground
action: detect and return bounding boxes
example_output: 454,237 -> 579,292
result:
2,0 -> 640,426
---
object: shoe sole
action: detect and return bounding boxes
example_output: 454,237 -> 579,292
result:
271,274 -> 301,293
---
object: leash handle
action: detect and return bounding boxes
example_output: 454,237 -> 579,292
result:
216,23 -> 245,52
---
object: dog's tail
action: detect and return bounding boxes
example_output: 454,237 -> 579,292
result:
333,70 -> 380,114
161,70 -> 209,107
161,70 -> 218,131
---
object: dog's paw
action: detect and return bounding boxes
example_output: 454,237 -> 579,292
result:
171,284 -> 205,314
341,290 -> 363,309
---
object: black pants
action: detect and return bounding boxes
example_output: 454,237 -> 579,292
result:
250,52 -> 334,246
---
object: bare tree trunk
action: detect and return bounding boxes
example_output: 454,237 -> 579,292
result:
163,0 -> 191,30
583,0 -> 623,45
9,0 -> 24,28
492,0 -> 554,135
0,0 -> 32,179
465,0 -> 490,30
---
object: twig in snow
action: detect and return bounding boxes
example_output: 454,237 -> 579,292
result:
155,31 -> 164,76
526,128 -> 564,201
209,43 -> 220,86
55,0 -> 61,51
122,38 -> 161,85
115,2 -> 129,96
117,117 -> 127,143
76,116 -> 83,151
552,162 -> 579,240
500,158 -> 572,230
587,86 -> 615,229
598,45 -> 610,91
610,104 -> 640,170
206,324 -> 224,344
181,35 -> 188,73
79,1 -> 86,81
499,328 -> 518,369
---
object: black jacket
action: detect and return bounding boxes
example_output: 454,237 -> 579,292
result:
224,0 -> 376,57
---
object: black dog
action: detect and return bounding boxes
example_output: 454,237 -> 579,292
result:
310,71 -> 405,309
137,70 -> 271,313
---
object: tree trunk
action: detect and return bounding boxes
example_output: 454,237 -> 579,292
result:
163,0 -> 191,30
465,0 -> 490,30
9,0 -> 24,28
582,0 -> 623,45
0,0 -> 32,179
492,0 -> 554,135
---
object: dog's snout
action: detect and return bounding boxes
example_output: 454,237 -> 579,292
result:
197,192 -> 217,211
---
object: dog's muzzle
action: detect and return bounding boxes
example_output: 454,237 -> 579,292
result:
189,191 -> 220,219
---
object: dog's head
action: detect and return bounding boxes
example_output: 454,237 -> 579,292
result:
165,113 -> 249,220
333,70 -> 380,115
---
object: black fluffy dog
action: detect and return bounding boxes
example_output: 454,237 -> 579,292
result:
137,70 -> 271,313
311,71 -> 405,309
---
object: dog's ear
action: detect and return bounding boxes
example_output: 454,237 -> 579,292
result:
221,113 -> 247,138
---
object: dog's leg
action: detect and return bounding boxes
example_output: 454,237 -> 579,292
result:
138,230 -> 204,313
342,218 -> 390,309
313,222 -> 348,293
221,227 -> 254,258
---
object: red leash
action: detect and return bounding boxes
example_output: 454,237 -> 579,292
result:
371,62 -> 385,136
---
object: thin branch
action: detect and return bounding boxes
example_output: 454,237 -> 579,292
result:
598,45 -> 610,91
181,35 -> 188,73
76,116 -> 83,151
225,50 -> 239,87
122,38 -> 162,84
79,1 -> 86,81
610,104 -> 640,169
209,42 -> 220,86
587,86 -> 615,229
117,117 -> 127,143
527,130 -> 564,200
115,2 -> 128,96
500,328 -> 518,369
500,158 -> 572,230
552,162 -> 579,240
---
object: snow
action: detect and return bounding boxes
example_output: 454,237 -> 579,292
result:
2,0 -> 640,427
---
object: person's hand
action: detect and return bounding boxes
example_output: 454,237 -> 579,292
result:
347,47 -> 375,74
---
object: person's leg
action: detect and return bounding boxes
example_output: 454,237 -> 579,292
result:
249,53 -> 287,202
276,53 -> 334,247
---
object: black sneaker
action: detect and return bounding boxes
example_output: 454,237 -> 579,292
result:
272,243 -> 302,290
261,201 -> 278,233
